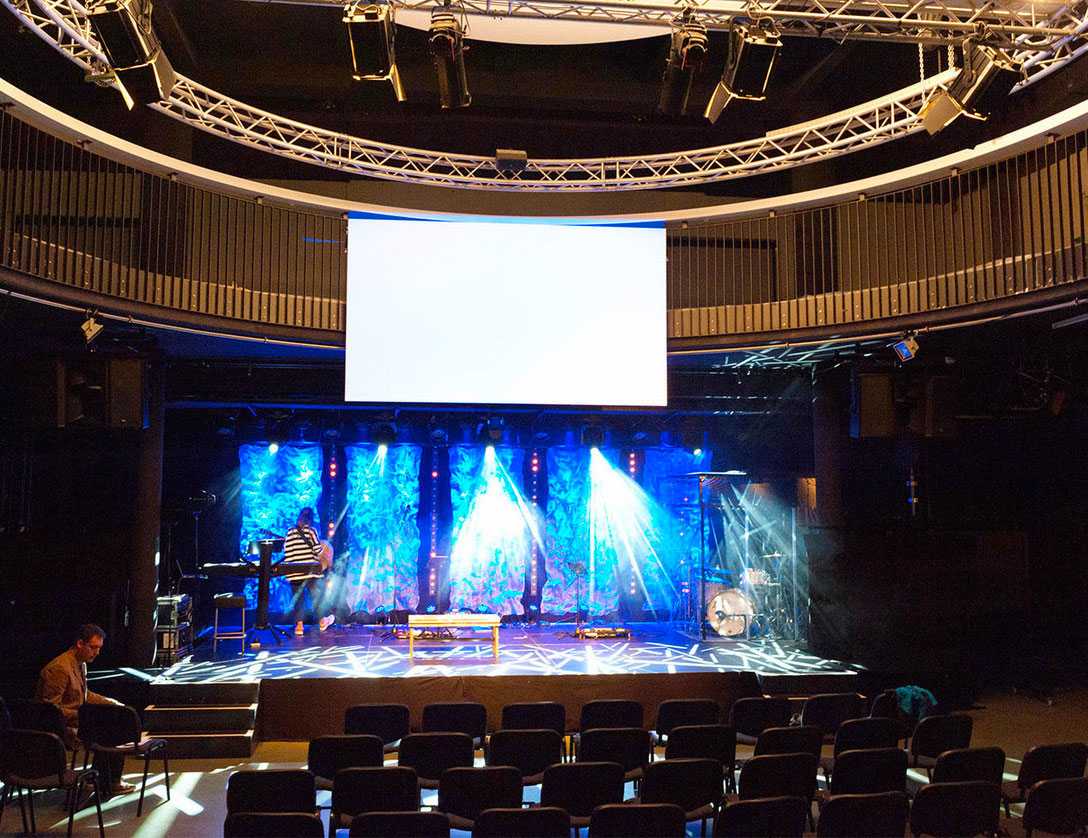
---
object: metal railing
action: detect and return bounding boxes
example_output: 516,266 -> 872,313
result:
2,106 -> 1086,346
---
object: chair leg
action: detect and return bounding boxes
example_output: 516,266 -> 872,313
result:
0,781 -> 7,831
17,787 -> 29,836
27,785 -> 36,836
93,776 -> 106,838
137,752 -> 151,816
66,784 -> 77,838
163,749 -> 171,801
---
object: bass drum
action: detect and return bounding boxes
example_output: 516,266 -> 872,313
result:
705,589 -> 756,637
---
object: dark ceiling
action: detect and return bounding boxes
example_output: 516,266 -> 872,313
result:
1,1 -> 1087,199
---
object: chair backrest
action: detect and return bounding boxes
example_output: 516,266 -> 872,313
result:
540,761 -> 626,817
0,697 -> 11,732
738,753 -> 818,801
579,700 -> 643,731
332,766 -> 419,817
1022,777 -> 1088,836
713,796 -> 808,838
344,703 -> 410,744
1017,742 -> 1088,790
589,803 -> 686,837
869,690 -> 899,720
226,769 -> 316,814
436,766 -> 522,822
223,812 -> 325,838
397,732 -> 474,783
421,702 -> 487,741
2,729 -> 67,785
800,693 -> 864,737
909,781 -> 999,837
833,717 -> 901,756
816,791 -> 909,838
7,699 -> 67,738
754,725 -> 823,760
501,702 -> 566,736
487,728 -> 563,778
640,758 -> 724,814
828,748 -> 907,796
348,811 -> 450,837
910,713 -> 974,760
78,702 -> 142,748
664,724 -> 737,769
728,697 -> 792,738
932,746 -> 1005,786
475,806 -> 570,838
578,727 -> 651,773
307,735 -> 384,782
653,700 -> 720,738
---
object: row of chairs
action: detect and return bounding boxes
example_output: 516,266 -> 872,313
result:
224,761 -> 1088,837
1,696 -> 170,837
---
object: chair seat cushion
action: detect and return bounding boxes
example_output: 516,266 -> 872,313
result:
11,769 -> 84,789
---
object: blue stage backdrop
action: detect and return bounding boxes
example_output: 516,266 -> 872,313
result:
238,443 -> 323,613
342,444 -> 422,613
542,447 -> 599,615
448,445 -> 539,615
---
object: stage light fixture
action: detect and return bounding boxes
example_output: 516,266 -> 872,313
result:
371,421 -> 398,446
86,0 -> 177,109
495,148 -> 528,175
920,41 -> 1021,135
657,13 -> 709,117
892,334 -> 920,362
429,2 -> 471,109
344,2 -> 407,102
704,19 -> 781,124
81,314 -> 104,344
582,425 -> 605,448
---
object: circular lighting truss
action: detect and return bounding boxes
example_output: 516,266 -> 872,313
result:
3,0 -> 1086,192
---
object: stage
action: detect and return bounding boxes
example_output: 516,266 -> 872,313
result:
146,623 -> 862,747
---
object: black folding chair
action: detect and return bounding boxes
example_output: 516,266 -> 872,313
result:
0,729 -> 104,838
651,700 -> 720,752
1019,777 -> 1088,837
800,693 -> 865,744
909,714 -> 974,779
226,769 -> 316,815
434,766 -> 523,830
8,699 -> 82,768
729,697 -> 792,746
714,796 -> 808,838
487,728 -> 564,785
932,746 -> 1005,787
79,702 -> 170,816
421,702 -> 487,749
397,732 -> 474,789
578,727 -> 652,782
344,704 -> 410,754
589,803 -> 686,837
637,758 -> 724,837
540,761 -> 626,830
501,702 -> 567,758
665,724 -> 738,794
474,806 -> 569,838
330,766 -> 419,832
1001,742 -> 1088,816
909,780 -> 1000,837
306,734 -> 384,790
820,716 -> 901,780
223,812 -> 325,837
816,791 -> 909,837
348,810 -> 450,836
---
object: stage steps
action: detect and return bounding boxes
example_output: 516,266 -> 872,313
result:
144,681 -> 259,758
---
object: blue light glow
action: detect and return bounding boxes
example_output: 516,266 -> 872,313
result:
267,442 -> 279,455
238,443 -> 323,613
448,445 -> 542,615
342,444 -> 422,613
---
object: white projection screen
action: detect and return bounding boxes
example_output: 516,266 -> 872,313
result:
345,214 -> 667,406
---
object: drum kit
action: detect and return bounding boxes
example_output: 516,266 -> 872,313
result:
702,552 -> 790,638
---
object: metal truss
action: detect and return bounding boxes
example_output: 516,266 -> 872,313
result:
2,0 -> 1084,191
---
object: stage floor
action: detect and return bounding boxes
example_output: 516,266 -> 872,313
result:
157,622 -> 858,684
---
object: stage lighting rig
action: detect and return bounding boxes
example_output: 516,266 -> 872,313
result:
429,2 -> 471,109
704,19 -> 781,124
891,334 -> 919,362
86,0 -> 177,109
81,313 -> 104,344
657,12 -> 708,117
344,2 -> 407,102
920,40 -> 1021,135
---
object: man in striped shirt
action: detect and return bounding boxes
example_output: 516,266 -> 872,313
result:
283,507 -> 334,635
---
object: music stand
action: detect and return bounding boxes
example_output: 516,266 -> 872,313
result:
567,561 -> 587,629
246,538 -> 291,645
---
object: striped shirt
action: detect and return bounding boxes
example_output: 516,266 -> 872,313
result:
282,524 -> 324,582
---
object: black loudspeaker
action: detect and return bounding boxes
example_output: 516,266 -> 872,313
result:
107,358 -> 148,429
850,372 -> 896,438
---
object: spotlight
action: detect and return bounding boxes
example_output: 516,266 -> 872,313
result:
81,314 -> 104,344
704,19 -> 781,123
582,425 -> 605,448
86,0 -> 177,108
267,442 -> 280,455
344,2 -> 407,102
693,448 -> 703,457
429,2 -> 471,109
371,421 -> 397,446
657,12 -> 708,117
891,334 -> 920,362
920,42 -> 1020,135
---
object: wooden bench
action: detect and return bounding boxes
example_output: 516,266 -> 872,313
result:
407,613 -> 501,661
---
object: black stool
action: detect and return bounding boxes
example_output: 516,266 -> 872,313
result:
213,594 -> 247,654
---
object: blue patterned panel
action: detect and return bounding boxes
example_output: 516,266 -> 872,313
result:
342,444 -> 422,613
640,447 -> 711,613
238,443 -> 324,614
448,445 -> 536,615
542,447 -> 594,615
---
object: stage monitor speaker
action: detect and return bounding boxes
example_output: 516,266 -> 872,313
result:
850,372 -> 895,438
